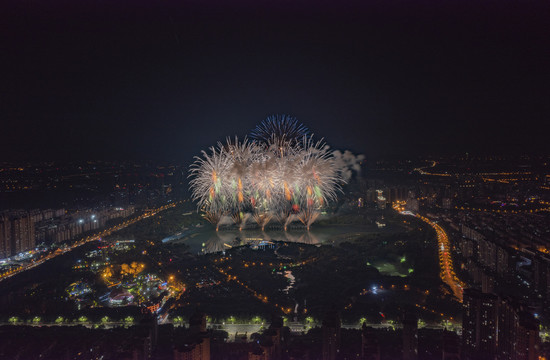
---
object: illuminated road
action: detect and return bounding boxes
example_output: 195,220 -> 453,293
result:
413,160 -> 437,175
392,201 -> 464,302
0,320 -> 464,338
214,264 -> 293,315
416,214 -> 464,302
0,202 -> 178,283
413,160 -> 451,177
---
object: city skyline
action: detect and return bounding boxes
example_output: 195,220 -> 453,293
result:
1,1 -> 550,359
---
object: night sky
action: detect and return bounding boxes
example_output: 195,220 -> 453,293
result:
2,0 -> 549,163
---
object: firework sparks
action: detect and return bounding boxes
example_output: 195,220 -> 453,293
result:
189,116 -> 361,230
250,114 -> 309,147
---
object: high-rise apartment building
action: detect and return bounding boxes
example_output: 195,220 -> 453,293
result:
462,289 -> 498,359
0,216 -> 12,258
10,215 -> 35,254
0,213 -> 35,257
402,313 -> 418,360
322,310 -> 340,360
463,289 -> 539,360
361,324 -> 380,360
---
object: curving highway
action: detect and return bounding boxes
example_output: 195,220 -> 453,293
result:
416,214 -> 464,302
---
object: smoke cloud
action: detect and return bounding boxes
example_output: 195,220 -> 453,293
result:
332,150 -> 365,181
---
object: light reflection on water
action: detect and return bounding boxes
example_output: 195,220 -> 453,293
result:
167,226 -> 370,254
201,230 -> 321,254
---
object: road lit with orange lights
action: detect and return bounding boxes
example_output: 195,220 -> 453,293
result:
0,202 -> 178,283
416,214 -> 465,302
215,265 -> 293,315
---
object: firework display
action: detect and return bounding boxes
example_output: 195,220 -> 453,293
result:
250,114 -> 309,147
189,116 -> 359,231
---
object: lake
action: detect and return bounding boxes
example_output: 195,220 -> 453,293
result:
163,222 -> 402,255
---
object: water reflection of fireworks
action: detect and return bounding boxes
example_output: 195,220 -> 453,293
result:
202,230 -> 320,254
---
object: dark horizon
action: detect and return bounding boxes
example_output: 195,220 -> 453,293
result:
2,0 -> 550,162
